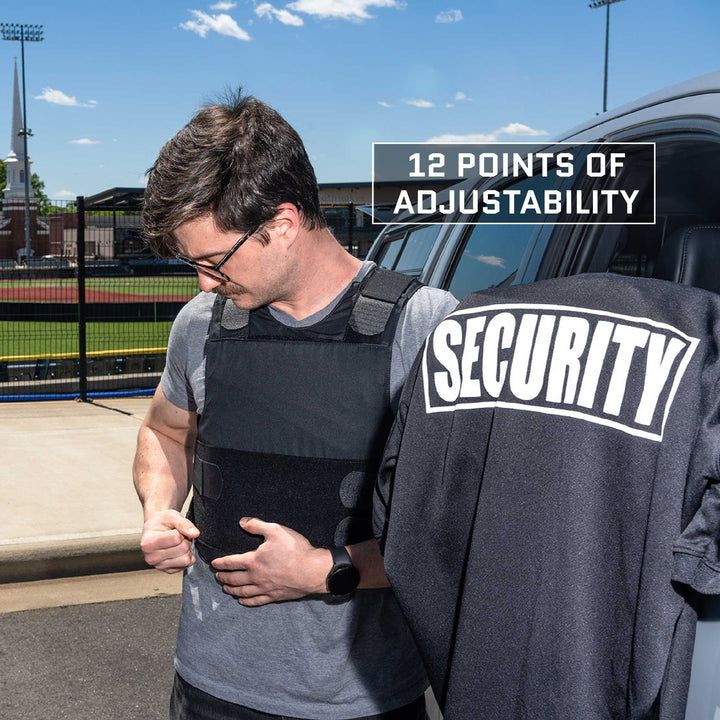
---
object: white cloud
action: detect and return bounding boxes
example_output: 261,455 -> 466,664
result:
467,253 -> 506,268
54,190 -> 76,200
378,101 -> 392,108
426,132 -> 498,143
211,1 -> 237,8
34,88 -> 97,108
426,124 -> 548,143
405,99 -> 434,108
69,138 -> 101,145
181,10 -> 251,40
497,122 -> 548,137
454,91 -> 469,101
436,9 -> 462,23
255,3 -> 304,25
285,0 -> 405,22
445,103 -> 454,108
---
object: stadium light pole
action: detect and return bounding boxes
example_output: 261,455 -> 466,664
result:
0,23 -> 44,263
588,0 -> 625,113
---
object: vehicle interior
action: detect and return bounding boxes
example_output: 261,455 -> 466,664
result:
587,134 -> 720,289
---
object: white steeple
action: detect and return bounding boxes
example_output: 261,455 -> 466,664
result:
4,59 -> 33,199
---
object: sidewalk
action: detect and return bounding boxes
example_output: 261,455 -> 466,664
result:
0,396 -> 154,583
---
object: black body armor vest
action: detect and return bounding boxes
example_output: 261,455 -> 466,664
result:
190,267 -> 421,564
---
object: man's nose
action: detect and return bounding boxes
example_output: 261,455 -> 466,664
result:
197,272 -> 222,293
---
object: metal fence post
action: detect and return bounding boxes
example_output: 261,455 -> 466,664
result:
347,202 -> 354,255
77,196 -> 88,401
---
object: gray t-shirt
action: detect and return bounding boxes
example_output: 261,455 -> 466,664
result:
161,261 -> 457,718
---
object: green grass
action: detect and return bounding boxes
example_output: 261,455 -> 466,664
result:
0,321 -> 173,360
0,276 -> 199,296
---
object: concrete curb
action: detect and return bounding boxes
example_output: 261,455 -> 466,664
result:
0,533 -> 148,584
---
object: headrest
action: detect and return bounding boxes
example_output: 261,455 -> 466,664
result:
652,225 -> 720,294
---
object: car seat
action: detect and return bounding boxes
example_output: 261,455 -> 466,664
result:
651,224 -> 720,294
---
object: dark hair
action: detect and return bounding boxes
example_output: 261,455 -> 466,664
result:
142,89 -> 326,258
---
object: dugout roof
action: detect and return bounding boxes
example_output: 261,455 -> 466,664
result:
84,188 -> 145,212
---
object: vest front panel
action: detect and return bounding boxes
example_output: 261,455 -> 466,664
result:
192,303 -> 396,563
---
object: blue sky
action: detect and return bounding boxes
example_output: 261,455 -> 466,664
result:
2,0 -> 719,200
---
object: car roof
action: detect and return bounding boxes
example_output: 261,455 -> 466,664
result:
556,70 -> 720,142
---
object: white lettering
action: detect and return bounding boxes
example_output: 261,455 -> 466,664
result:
458,153 -> 475,177
546,316 -> 590,404
577,321 -> 615,408
621,189 -> 640,214
482,312 -> 516,398
393,190 -> 414,214
433,319 -> 463,402
509,314 -> 556,401
635,334 -> 686,425
460,316 -> 487,399
604,325 -> 650,416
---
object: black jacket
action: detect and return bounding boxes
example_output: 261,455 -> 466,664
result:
375,273 -> 720,720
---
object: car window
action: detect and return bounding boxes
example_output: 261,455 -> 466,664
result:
602,135 -> 720,278
375,233 -> 405,270
375,222 -> 442,276
446,170 -> 566,298
394,224 -> 441,275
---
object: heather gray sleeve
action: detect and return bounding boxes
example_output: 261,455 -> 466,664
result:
160,292 -> 213,413
389,286 -> 458,411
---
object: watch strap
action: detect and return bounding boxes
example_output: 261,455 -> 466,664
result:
326,545 -> 360,596
330,545 -> 352,567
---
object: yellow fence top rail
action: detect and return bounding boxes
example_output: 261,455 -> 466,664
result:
0,347 -> 168,363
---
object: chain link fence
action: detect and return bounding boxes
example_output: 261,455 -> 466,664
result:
0,197 -> 376,401
0,199 -> 198,401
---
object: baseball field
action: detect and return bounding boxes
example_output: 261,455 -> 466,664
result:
0,275 -> 199,361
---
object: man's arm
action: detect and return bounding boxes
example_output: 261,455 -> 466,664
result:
133,385 -> 200,574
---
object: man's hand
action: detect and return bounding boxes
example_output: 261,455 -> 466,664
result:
140,509 -> 200,574
211,518 -> 332,607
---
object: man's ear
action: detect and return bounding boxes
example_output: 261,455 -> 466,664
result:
270,203 -> 301,249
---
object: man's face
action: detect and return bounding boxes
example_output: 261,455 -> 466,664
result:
173,214 -> 293,310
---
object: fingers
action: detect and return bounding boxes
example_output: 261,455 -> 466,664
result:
216,576 -> 273,607
150,528 -> 184,550
238,516 -> 276,538
152,548 -> 197,574
211,552 -> 252,572
167,513 -> 200,540
141,510 -> 199,573
236,593 -> 274,607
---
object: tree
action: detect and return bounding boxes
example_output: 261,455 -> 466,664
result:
0,159 -> 51,215
31,173 -> 51,215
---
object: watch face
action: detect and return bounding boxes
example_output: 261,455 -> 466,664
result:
328,564 -> 361,595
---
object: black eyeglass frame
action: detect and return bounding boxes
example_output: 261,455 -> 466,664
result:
176,224 -> 260,282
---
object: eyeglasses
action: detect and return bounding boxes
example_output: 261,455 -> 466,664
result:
177,225 -> 260,282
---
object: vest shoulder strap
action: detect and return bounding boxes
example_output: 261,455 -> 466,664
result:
347,268 -> 423,344
206,295 -> 250,348
206,267 -> 422,346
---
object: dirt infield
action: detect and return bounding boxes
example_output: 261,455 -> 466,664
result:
0,286 -> 194,303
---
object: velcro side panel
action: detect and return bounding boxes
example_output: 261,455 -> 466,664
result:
191,444 -> 376,563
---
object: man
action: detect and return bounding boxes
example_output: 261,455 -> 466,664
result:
374,272 -> 720,719
134,90 -> 457,720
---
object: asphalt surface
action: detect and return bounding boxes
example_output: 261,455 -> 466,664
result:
0,593 -> 181,720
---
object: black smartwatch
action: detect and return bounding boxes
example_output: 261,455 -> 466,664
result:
326,546 -> 360,596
